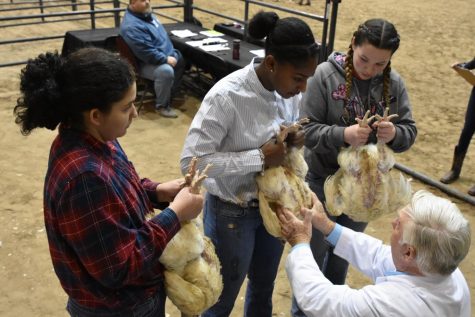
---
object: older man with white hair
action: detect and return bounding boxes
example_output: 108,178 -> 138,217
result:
278,190 -> 471,317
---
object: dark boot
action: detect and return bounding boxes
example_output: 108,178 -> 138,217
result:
468,184 -> 475,196
440,146 -> 466,184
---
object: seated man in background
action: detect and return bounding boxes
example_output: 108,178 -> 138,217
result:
120,0 -> 185,118
278,190 -> 471,317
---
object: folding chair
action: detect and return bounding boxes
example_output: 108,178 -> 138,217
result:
115,35 -> 155,113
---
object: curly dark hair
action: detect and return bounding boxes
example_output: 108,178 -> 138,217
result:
14,47 -> 135,135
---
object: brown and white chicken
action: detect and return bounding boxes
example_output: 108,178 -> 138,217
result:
256,119 -> 314,238
324,108 -> 412,222
159,158 -> 223,316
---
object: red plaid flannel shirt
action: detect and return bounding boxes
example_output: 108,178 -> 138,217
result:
43,127 -> 180,310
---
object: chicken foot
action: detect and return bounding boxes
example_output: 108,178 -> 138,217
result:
177,157 -> 215,317
183,157 -> 212,194
276,117 -> 310,144
356,110 -> 375,128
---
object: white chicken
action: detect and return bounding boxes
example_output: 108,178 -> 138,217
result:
324,108 -> 412,222
256,119 -> 314,238
159,158 -> 223,316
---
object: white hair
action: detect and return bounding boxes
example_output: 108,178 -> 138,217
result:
401,190 -> 471,275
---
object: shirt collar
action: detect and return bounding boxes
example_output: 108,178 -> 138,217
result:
126,7 -> 153,22
247,57 -> 276,101
384,270 -> 408,277
59,125 -> 116,158
382,270 -> 449,284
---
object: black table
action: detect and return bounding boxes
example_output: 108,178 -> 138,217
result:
61,23 -> 263,80
61,27 -> 119,56
164,22 -> 264,80
213,22 -> 245,40
213,23 -> 265,47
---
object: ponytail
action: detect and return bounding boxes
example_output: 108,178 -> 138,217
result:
14,48 -> 135,135
248,11 -> 319,67
15,52 -> 64,135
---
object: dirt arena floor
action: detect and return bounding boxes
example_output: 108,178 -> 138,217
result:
0,0 -> 474,316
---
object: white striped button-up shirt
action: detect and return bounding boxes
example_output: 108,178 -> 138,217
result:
180,59 -> 301,206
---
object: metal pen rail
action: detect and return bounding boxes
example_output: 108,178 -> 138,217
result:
181,0 -> 339,62
0,0 -> 339,68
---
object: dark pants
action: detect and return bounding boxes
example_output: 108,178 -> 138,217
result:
291,171 -> 367,317
457,86 -> 475,153
66,287 -> 166,317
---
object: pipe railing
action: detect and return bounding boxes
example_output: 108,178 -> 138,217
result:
0,4 -> 180,25
154,11 -> 181,23
326,0 -> 340,56
0,34 -> 64,45
0,1 -> 112,13
0,2 -> 184,67
0,0 -> 77,5
395,163 -> 475,206
189,5 -> 244,25
245,0 -> 326,21
243,0 -> 330,61
182,0 -> 333,61
0,14 -> 114,28
0,0 -> 337,67
13,0 -> 86,12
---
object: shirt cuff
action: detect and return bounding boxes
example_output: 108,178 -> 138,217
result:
150,207 -> 181,237
325,223 -> 343,246
141,178 -> 160,204
290,242 -> 310,253
247,149 -> 265,173
335,126 -> 347,147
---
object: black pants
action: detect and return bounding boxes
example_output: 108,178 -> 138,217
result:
457,86 -> 475,153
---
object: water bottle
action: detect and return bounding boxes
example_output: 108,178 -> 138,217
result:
232,39 -> 240,60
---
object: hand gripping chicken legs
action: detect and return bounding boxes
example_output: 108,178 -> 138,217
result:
159,158 -> 223,316
324,108 -> 412,222
256,119 -> 314,238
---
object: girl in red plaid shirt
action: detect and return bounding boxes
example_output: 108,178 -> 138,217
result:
14,47 -> 203,317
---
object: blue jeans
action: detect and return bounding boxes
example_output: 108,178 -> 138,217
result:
140,54 -> 185,109
291,172 -> 367,317
66,287 -> 166,317
202,194 -> 284,317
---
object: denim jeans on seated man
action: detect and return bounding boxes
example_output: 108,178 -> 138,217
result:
291,172 -> 368,317
202,193 -> 284,317
140,55 -> 185,118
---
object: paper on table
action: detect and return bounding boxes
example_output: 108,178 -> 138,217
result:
202,38 -> 227,45
170,29 -> 198,38
453,66 -> 475,86
200,44 -> 230,52
250,49 -> 265,58
200,30 -> 224,37
185,38 -> 227,47
185,40 -> 205,47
